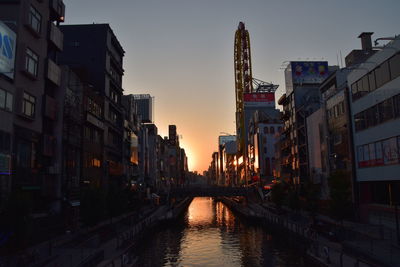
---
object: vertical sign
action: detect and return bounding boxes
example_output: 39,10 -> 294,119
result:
0,21 -> 16,79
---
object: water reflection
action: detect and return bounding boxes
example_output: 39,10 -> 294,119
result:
134,197 -> 304,267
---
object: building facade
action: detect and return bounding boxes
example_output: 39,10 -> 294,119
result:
348,36 -> 400,228
60,24 -> 125,189
0,0 -> 65,217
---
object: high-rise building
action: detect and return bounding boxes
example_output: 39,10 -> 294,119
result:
0,0 -> 65,215
133,94 -> 153,123
59,24 -> 125,188
248,110 -> 283,186
279,61 -> 334,186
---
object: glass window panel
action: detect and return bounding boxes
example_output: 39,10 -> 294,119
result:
363,144 -> 370,162
375,61 -> 391,88
389,53 -> 400,79
357,146 -> 364,167
0,90 -> 5,109
351,82 -> 358,100
394,94 -> 400,118
368,71 -> 376,92
5,92 -> 13,111
375,141 -> 383,165
380,98 -> 394,122
369,143 -> 376,162
29,5 -> 41,33
361,75 -> 370,94
383,138 -> 398,165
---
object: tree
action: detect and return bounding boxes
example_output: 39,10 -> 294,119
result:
328,170 -> 353,221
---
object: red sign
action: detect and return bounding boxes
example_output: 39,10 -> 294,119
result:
244,93 -> 275,107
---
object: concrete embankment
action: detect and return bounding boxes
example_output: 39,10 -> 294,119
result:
97,197 -> 192,267
218,197 -> 385,267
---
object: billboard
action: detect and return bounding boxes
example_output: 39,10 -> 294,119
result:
219,135 -> 236,146
0,21 -> 16,79
244,93 -> 275,108
290,61 -> 328,85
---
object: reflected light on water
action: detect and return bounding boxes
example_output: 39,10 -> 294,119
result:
187,197 -> 214,226
135,197 -> 306,267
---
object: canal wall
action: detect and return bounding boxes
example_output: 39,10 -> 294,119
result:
218,197 -> 385,267
97,197 -> 192,267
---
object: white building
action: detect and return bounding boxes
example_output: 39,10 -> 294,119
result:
348,35 -> 400,228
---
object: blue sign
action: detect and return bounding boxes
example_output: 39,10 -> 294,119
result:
0,21 -> 16,79
291,61 -> 329,84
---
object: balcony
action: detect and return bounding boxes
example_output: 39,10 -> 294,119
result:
50,0 -> 65,22
47,59 -> 61,86
49,23 -> 63,51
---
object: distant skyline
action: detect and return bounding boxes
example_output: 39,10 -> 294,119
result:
64,0 -> 400,172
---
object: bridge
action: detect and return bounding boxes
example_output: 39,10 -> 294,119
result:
169,186 -> 253,198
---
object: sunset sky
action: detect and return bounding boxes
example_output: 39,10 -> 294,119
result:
64,0 -> 400,172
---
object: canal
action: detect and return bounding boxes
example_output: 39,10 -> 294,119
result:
132,197 -> 306,267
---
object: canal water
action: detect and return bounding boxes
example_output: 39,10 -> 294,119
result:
133,197 -> 306,267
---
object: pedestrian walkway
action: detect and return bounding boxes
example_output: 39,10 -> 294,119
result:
251,201 -> 400,267
0,204 -> 159,267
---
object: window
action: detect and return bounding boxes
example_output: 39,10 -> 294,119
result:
375,61 -> 391,88
270,127 -> 275,134
375,141 -> 383,165
394,94 -> 400,118
351,82 -> 358,100
88,98 -> 102,117
334,105 -> 339,118
29,5 -> 41,33
369,143 -> 376,165
83,152 -> 101,168
378,98 -> 393,123
22,92 -> 35,117
359,75 -> 370,96
357,146 -> 364,166
278,126 -> 282,133
340,102 -> 345,115
354,112 -> 366,132
365,105 -> 378,128
109,109 -> 118,124
0,89 -> 13,111
383,137 -> 398,165
263,127 -> 269,134
0,130 -> 11,152
16,140 -> 36,169
333,133 -> 342,145
368,71 -> 377,92
363,144 -> 370,167
110,90 -> 119,104
389,53 -> 400,79
25,48 -> 38,77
